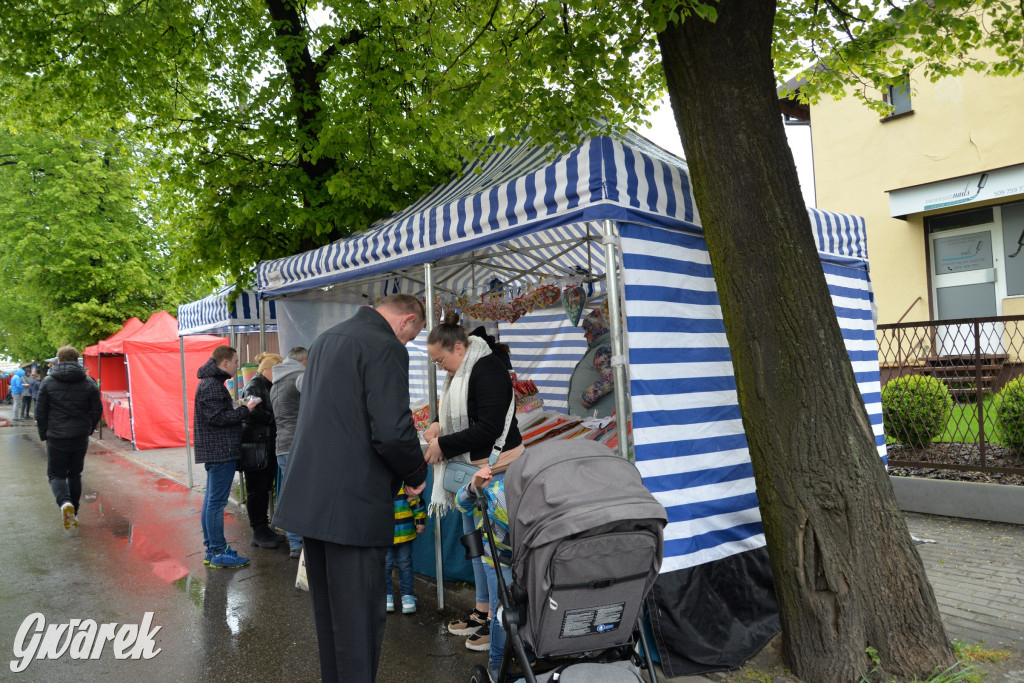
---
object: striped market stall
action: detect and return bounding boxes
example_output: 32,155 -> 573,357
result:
257,128 -> 885,677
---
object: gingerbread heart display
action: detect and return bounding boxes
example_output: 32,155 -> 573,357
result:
562,283 -> 587,326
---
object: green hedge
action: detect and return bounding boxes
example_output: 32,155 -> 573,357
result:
996,377 -> 1024,453
882,375 -> 953,447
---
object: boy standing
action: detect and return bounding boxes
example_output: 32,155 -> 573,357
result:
385,486 -> 426,614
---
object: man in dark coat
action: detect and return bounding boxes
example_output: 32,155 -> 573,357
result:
273,294 -> 429,683
36,345 -> 102,534
194,345 -> 261,569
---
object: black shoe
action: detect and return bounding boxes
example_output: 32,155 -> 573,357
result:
269,527 -> 287,543
250,524 -> 280,549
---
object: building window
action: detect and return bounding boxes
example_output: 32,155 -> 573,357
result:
883,78 -> 912,117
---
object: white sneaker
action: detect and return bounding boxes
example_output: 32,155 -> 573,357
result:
61,503 -> 78,534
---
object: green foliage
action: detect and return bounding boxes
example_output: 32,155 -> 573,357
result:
995,376 -> 1024,453
0,130 -> 179,361
882,375 -> 953,447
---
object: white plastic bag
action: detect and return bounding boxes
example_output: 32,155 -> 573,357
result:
295,548 -> 308,591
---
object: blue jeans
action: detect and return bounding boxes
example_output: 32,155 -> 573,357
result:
463,510 -> 488,605
485,562 -> 514,678
385,541 -> 415,597
201,461 -> 237,554
276,452 -> 303,551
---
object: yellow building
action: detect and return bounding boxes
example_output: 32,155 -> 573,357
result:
801,65 -> 1024,331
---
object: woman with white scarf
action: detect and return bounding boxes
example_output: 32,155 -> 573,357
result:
423,306 -> 523,653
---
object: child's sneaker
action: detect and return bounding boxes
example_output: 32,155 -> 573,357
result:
209,547 -> 249,569
386,595 -> 394,613
448,608 -> 487,636
401,595 -> 416,614
61,503 -> 78,534
465,619 -> 491,651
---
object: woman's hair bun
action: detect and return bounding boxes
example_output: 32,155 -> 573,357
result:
441,303 -> 461,327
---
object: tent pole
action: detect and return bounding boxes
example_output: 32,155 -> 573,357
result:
425,262 -> 444,610
259,298 -> 267,354
97,353 -> 103,440
602,219 -> 634,462
125,354 -> 138,450
180,336 -> 194,489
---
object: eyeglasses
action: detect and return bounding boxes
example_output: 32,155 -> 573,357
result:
432,354 -> 447,368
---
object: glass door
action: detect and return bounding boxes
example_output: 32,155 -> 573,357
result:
931,218 -> 1005,356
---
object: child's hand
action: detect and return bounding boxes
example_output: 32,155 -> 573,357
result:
415,524 -> 425,534
471,466 -> 493,490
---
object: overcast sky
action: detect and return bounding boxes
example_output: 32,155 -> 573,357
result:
640,95 -> 816,207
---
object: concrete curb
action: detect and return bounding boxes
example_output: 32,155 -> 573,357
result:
890,476 -> 1024,525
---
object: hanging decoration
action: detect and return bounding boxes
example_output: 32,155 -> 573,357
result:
561,280 -> 587,327
431,278 -> 576,323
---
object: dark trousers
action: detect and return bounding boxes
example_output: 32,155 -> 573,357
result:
303,538 -> 388,683
21,396 -> 32,419
242,455 -> 277,527
46,436 -> 89,511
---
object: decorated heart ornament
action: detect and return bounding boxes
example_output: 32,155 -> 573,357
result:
562,284 -> 587,326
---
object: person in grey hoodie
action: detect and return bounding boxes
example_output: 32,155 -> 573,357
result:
269,346 -> 307,558
36,346 -> 102,533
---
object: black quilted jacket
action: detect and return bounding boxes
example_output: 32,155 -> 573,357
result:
36,362 -> 102,441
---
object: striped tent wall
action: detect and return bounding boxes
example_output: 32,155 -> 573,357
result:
178,287 -> 277,336
502,308 -> 593,413
620,223 -> 885,573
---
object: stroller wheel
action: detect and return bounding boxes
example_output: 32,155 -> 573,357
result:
468,664 -> 490,683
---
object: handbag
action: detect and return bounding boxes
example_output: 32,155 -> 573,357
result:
442,399 -> 516,494
238,439 -> 269,471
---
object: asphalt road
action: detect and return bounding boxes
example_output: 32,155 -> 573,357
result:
0,423 -> 487,682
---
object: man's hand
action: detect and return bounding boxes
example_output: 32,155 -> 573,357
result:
406,481 -> 426,496
245,397 -> 261,411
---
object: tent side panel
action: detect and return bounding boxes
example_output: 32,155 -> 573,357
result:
125,337 -> 226,450
503,309 -> 591,413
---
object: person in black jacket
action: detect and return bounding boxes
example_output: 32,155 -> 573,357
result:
35,345 -> 102,534
272,294 -> 429,683
422,306 -> 523,652
194,346 -> 261,569
240,352 -> 286,549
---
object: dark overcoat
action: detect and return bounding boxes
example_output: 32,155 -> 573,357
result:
273,307 -> 428,547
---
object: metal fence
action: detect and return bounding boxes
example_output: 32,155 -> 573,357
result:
877,314 -> 1024,475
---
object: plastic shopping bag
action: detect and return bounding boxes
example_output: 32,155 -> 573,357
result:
295,548 -> 309,591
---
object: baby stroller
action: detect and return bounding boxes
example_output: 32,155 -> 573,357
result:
464,439 -> 667,683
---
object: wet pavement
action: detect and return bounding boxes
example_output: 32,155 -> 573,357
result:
3,404 -> 1024,681
0,415 -> 487,682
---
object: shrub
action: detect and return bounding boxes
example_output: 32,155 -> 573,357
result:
996,377 -> 1024,453
881,375 -> 952,447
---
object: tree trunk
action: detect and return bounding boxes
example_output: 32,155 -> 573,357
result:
654,1 -> 955,680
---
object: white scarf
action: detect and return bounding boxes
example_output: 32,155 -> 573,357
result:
429,336 -> 492,517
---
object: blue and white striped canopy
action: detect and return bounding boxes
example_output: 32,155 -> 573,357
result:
177,286 -> 278,336
256,127 -> 883,575
258,128 -> 867,300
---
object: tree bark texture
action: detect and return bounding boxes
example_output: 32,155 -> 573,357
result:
655,1 -> 955,680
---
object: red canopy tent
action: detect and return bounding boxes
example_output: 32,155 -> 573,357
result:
83,317 -> 143,391
114,311 -> 226,449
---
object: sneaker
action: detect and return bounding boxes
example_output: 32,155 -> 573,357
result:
203,545 -> 234,565
204,549 -> 212,565
61,503 -> 78,534
448,608 -> 488,636
289,546 -> 302,559
401,595 -> 416,614
209,548 -> 249,569
465,619 -> 491,651
386,595 -> 394,613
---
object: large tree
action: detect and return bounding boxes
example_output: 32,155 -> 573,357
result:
0,130 -> 177,360
2,1 -> 1020,679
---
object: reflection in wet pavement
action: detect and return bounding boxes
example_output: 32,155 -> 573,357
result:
1,426 -> 488,682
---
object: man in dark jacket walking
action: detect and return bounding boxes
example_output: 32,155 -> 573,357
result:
194,345 -> 261,569
273,294 -> 429,683
36,346 -> 102,534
